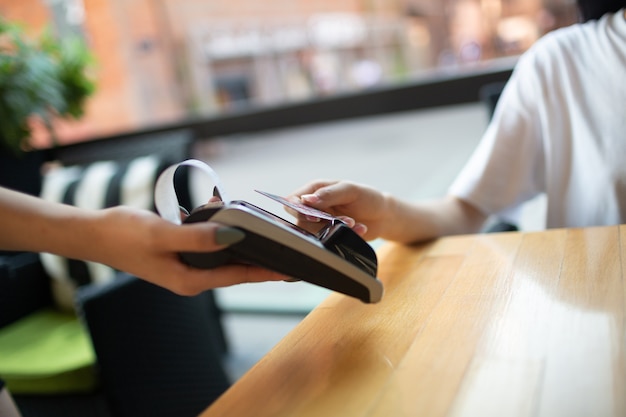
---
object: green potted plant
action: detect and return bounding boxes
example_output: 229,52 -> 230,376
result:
0,17 -> 95,194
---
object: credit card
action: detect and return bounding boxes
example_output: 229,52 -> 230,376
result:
255,190 -> 339,222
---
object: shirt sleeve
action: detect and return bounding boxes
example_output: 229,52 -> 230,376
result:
448,46 -> 547,222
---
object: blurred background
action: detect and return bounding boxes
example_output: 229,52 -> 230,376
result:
1,0 -> 578,147
0,0 -> 575,381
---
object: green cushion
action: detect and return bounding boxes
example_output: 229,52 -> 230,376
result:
0,308 -> 97,394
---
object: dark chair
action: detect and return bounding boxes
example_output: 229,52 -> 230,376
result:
77,274 -> 230,417
0,130 -> 231,417
6,270 -> 230,417
478,81 -> 507,122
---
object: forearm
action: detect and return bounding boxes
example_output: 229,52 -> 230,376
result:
380,194 -> 487,244
0,187 -> 99,258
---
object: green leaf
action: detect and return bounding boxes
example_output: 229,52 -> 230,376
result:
0,16 -> 96,153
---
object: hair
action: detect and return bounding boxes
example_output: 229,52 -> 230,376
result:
577,0 -> 626,21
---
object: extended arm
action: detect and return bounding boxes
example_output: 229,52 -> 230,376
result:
0,187 -> 284,295
289,180 -> 488,244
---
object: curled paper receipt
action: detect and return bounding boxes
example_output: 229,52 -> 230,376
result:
154,159 -> 230,225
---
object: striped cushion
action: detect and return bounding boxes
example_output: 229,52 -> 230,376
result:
39,155 -> 172,312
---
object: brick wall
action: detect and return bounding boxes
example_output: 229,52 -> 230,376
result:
0,0 -> 403,146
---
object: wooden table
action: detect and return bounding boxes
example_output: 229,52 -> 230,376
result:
201,226 -> 626,417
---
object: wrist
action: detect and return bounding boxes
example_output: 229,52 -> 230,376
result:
379,191 -> 402,241
45,205 -> 103,261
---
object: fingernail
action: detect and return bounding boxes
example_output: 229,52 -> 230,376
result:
337,216 -> 355,227
301,194 -> 319,203
215,227 -> 246,245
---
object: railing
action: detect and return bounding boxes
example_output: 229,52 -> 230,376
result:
53,61 -> 514,159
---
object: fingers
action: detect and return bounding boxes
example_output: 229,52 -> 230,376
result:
292,181 -> 364,223
99,206 -> 293,296
163,262 -> 288,296
289,181 -> 356,211
352,223 -> 368,237
306,181 -> 363,209
140,221 -> 292,296
154,220 -> 244,253
289,180 -> 337,199
336,216 -> 356,227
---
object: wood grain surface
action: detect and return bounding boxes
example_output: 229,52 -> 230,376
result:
201,226 -> 626,417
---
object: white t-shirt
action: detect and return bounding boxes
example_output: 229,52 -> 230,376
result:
449,9 -> 626,229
